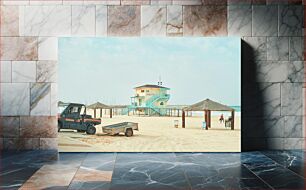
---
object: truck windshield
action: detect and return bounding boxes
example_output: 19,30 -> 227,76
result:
80,106 -> 86,115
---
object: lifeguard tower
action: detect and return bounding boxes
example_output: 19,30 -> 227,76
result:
129,83 -> 170,116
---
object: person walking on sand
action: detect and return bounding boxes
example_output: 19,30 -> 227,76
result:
219,114 -> 224,123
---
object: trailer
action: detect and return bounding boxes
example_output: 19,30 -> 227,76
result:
102,122 -> 138,137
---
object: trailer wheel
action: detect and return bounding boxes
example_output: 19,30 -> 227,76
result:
86,125 -> 96,135
125,128 -> 133,137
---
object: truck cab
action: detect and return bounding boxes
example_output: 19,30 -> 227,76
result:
58,103 -> 101,135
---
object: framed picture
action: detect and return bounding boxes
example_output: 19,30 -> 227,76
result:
58,37 -> 241,152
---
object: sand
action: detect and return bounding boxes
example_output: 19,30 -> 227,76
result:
59,115 -> 241,152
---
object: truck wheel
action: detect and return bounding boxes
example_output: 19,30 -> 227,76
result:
125,128 -> 133,137
58,122 -> 62,132
86,125 -> 96,135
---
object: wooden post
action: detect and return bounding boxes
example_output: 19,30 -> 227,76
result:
208,110 -> 211,128
204,110 -> 208,130
100,108 -> 102,118
231,110 -> 235,130
110,108 -> 113,118
94,109 -> 96,118
182,110 -> 185,128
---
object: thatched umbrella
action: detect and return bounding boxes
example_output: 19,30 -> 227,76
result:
87,102 -> 112,118
182,99 -> 235,130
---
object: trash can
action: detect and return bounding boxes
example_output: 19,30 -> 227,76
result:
202,121 -> 206,129
174,120 -> 179,128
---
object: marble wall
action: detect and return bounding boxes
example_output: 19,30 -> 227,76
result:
0,0 -> 304,151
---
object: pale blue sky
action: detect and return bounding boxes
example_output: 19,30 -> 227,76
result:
59,37 -> 241,106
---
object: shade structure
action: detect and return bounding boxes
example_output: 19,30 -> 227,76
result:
87,102 -> 110,109
87,102 -> 112,118
182,99 -> 235,130
183,98 -> 234,112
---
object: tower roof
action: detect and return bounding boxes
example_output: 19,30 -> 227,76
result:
134,84 -> 170,90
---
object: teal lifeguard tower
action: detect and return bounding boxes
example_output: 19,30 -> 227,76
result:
129,84 -> 170,116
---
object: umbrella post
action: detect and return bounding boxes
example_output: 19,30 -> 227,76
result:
182,110 -> 185,128
204,110 -> 208,130
231,110 -> 235,130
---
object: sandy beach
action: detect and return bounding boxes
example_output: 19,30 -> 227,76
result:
59,115 -> 241,152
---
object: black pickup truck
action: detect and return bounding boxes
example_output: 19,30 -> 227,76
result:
58,103 -> 101,135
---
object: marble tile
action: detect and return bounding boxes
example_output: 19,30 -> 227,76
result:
30,83 -> 51,116
20,164 -> 78,189
176,153 -> 270,190
287,61 -> 304,82
40,138 -> 58,150
69,181 -> 110,190
281,83 -> 303,116
242,152 -> 304,189
3,138 -> 19,149
72,5 -> 96,36
37,61 -> 57,83
261,150 -> 305,178
20,116 -> 57,138
141,6 -> 167,36
82,153 -> 116,171
242,137 -> 267,150
167,5 -> 183,36
121,0 -> 150,5
12,61 -> 36,82
243,116 -> 285,138
284,138 -> 304,150
111,153 -> 189,189
23,5 -> 71,36
63,0 -> 84,5
0,37 -> 38,61
0,138 -> 3,150
256,61 -> 303,83
96,5 -> 107,36
183,5 -> 227,36
284,116 -> 303,138
0,61 -> 11,82
0,116 -> 20,138
50,83 -> 58,116
243,37 -> 267,61
267,37 -> 289,61
243,83 -> 281,117
151,0 -> 172,5
0,83 -> 30,116
1,0 -> 30,5
202,0 -> 227,5
38,37 -> 58,60
267,0 -> 302,4
73,167 -> 112,181
228,0 -> 252,4
252,5 -> 278,36
173,0 -> 201,5
279,5 -> 303,36
290,37 -> 303,61
20,138 -> 40,150
29,0 -> 63,5
84,0 -> 120,5
228,5 -> 252,36
0,6 -> 19,36
266,138 -> 284,150
108,6 -> 141,36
